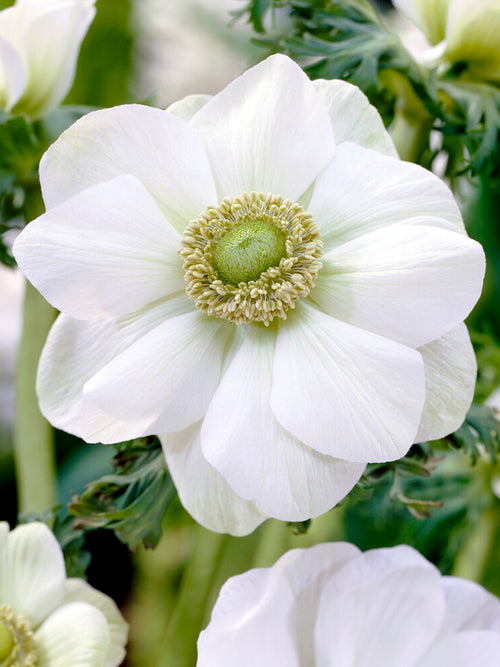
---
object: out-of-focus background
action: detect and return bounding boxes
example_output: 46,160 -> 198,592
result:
2,1 -> 500,665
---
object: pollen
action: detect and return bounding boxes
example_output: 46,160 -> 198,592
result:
180,191 -> 323,326
0,604 -> 37,667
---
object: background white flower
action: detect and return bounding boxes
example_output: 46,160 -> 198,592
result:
198,542 -> 500,666
394,0 -> 500,81
0,521 -> 127,666
0,0 -> 96,117
14,54 -> 485,535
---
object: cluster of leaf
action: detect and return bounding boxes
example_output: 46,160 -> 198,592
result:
237,0 -> 500,178
343,403 -> 500,577
353,402 -> 500,517
0,106 -> 94,268
69,437 -> 176,550
19,508 -> 91,579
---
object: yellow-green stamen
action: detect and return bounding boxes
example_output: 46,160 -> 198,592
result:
181,191 -> 323,326
0,604 -> 37,667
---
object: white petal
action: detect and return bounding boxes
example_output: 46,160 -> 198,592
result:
393,0 -> 450,44
0,34 -> 25,110
0,522 -> 65,627
198,567 -> 299,667
308,142 -> 464,251
40,104 -> 217,231
166,93 -> 212,121
315,559 -> 445,666
9,0 -> 95,117
35,601 -> 110,667
161,423 -> 266,537
418,631 -> 500,667
37,296 -> 192,438
416,324 -> 476,442
271,301 -> 426,463
201,326 -> 365,520
82,311 -> 233,443
14,175 -> 184,320
439,576 -> 500,635
190,54 -> 336,201
313,78 -> 397,157
445,0 -> 500,81
276,543 -> 361,664
312,224 -> 485,347
63,579 -> 128,667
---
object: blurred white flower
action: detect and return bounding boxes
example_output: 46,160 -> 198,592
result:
0,0 -> 96,117
394,0 -> 500,81
14,55 -> 484,535
0,521 -> 127,666
198,542 -> 500,666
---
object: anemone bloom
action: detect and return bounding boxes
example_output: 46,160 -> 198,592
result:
0,522 -> 127,666
14,55 -> 485,535
394,0 -> 500,82
198,542 -> 500,666
0,0 -> 96,117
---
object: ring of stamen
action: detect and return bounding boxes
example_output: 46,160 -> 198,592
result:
180,192 -> 323,326
0,604 -> 37,666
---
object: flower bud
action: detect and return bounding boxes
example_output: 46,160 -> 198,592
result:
0,0 -> 96,118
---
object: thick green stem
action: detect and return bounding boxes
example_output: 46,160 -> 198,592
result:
381,70 -> 433,165
157,526 -> 227,667
451,505 -> 499,583
14,186 -> 57,515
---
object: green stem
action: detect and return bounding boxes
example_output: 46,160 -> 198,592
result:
381,70 -> 433,165
14,185 -> 57,515
157,526 -> 227,667
451,505 -> 499,583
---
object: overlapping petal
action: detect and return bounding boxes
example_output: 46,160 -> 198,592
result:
315,567 -> 444,666
14,175 -> 184,320
39,104 -> 218,229
197,567 -> 299,667
312,78 -> 398,156
199,543 -> 500,666
35,601 -> 110,667
37,296 -> 192,438
190,54 -> 336,201
416,324 -> 476,441
63,579 -> 128,667
161,423 -> 266,537
312,224 -> 484,347
0,34 -> 25,110
81,310 -> 233,443
0,522 -> 65,627
201,326 -> 365,520
0,0 -> 95,117
271,301 -> 426,462
309,142 -> 464,250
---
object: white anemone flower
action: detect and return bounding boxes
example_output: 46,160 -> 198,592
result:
14,55 -> 485,535
0,0 -> 96,117
0,521 -> 127,666
394,0 -> 500,82
198,542 -> 500,666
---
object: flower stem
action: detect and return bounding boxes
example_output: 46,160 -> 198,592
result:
451,504 -> 499,583
157,526 -> 227,667
14,185 -> 57,515
381,70 -> 433,165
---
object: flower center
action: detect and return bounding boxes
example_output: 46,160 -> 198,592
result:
0,605 -> 37,667
213,220 -> 286,285
181,191 -> 323,326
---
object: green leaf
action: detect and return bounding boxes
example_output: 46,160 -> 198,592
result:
70,437 -> 176,549
447,403 -> 500,464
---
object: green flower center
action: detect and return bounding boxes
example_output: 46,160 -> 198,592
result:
0,623 -> 14,662
0,604 -> 37,667
181,191 -> 323,326
213,220 -> 286,284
